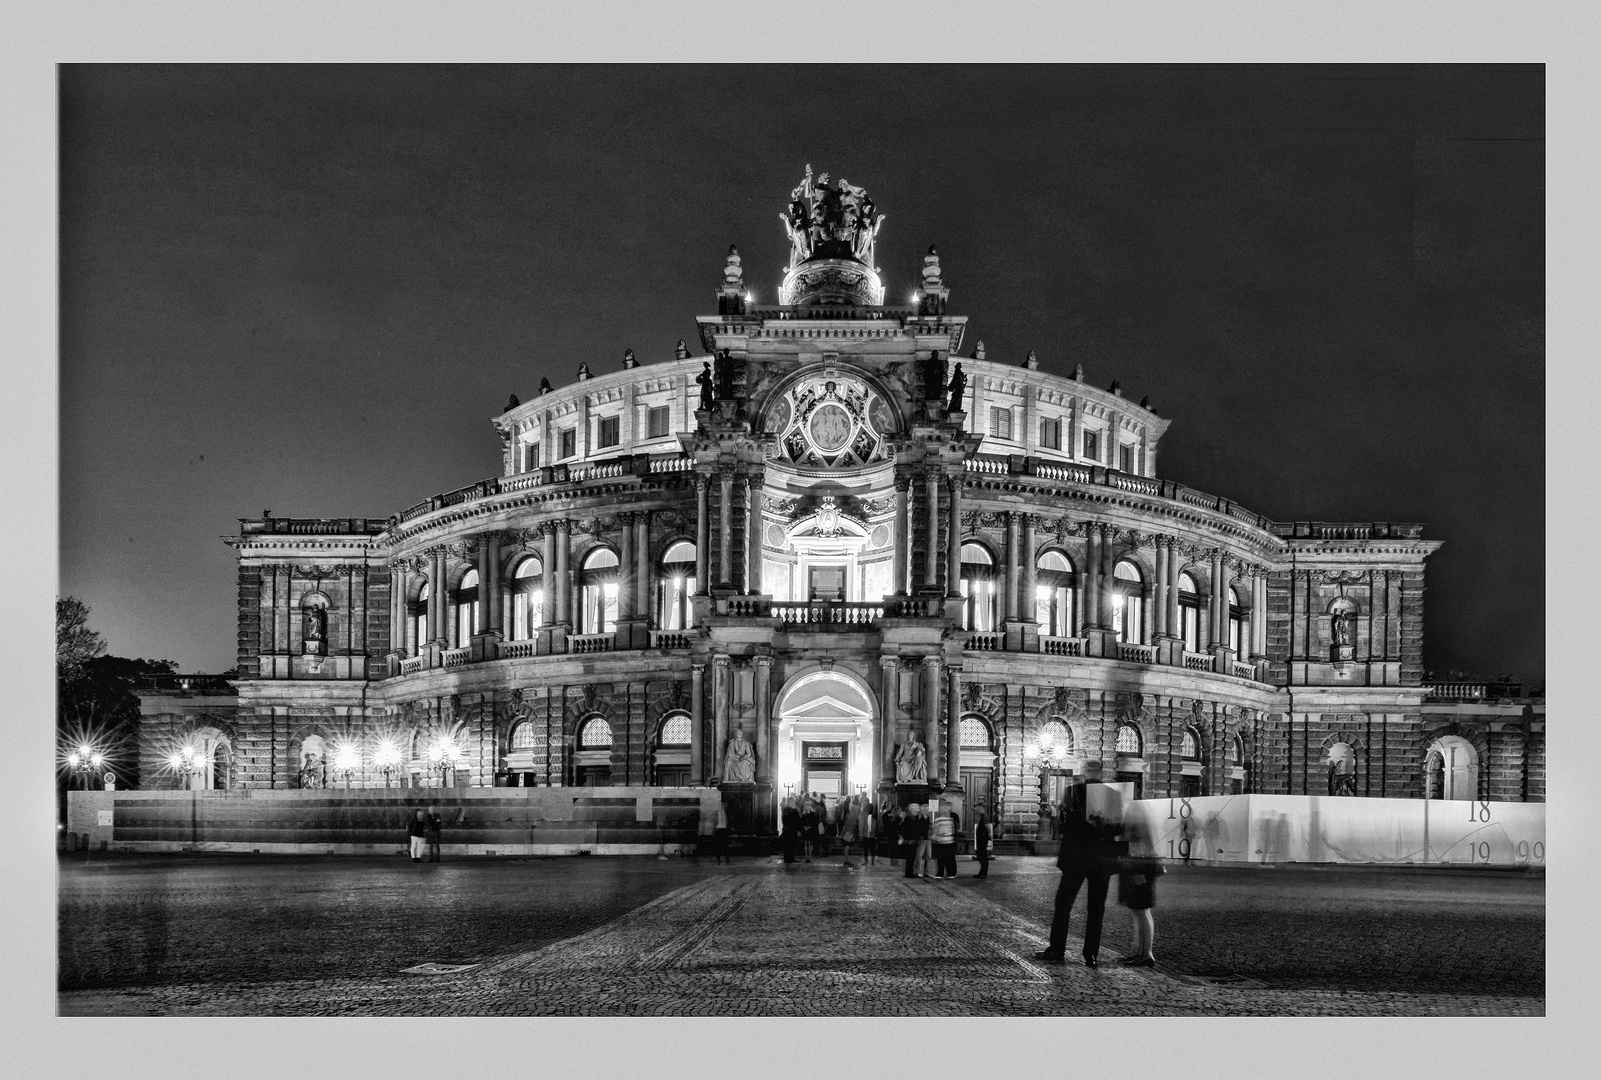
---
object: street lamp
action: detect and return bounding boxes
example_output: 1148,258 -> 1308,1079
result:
375,740 -> 402,788
332,743 -> 361,789
167,744 -> 207,789
1023,731 -> 1069,839
65,743 -> 106,789
427,738 -> 462,788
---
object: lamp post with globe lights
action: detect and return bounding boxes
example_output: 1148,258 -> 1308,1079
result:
375,740 -> 403,788
427,738 -> 463,788
64,743 -> 106,790
1022,727 -> 1070,840
332,743 -> 362,789
167,744 -> 208,790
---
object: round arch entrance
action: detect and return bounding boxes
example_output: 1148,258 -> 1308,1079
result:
773,667 -> 878,818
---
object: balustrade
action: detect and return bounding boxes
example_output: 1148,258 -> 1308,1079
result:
1232,661 -> 1257,680
568,633 -> 613,654
1039,635 -> 1083,656
1183,652 -> 1213,671
1118,642 -> 1157,664
650,630 -> 691,649
964,631 -> 1002,651
771,600 -> 883,627
399,655 -> 428,675
442,647 -> 471,668
498,639 -> 538,660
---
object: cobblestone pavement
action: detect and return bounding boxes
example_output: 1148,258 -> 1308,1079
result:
58,853 -> 1542,1016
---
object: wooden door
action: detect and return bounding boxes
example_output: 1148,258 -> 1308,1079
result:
960,768 -> 993,838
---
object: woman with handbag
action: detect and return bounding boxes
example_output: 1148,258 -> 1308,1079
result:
1116,816 -> 1162,966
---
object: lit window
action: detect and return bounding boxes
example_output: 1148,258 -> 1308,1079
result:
657,541 -> 697,631
1111,560 -> 1144,644
1119,444 -> 1135,473
1034,549 -> 1076,637
523,442 -> 539,472
413,582 -> 429,652
959,542 -> 997,632
990,406 -> 1012,440
559,428 -> 576,459
1178,572 -> 1202,652
453,569 -> 479,648
648,405 -> 670,439
1038,720 -> 1072,758
1082,430 -> 1099,461
659,714 -> 692,746
1115,724 -> 1142,756
1228,585 -> 1246,655
580,548 -> 619,634
1181,728 -> 1201,760
510,723 -> 535,751
511,556 -> 544,640
579,718 -> 613,748
959,717 -> 990,747
597,415 -> 620,449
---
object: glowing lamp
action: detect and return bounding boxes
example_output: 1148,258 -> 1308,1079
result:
67,752 -> 81,768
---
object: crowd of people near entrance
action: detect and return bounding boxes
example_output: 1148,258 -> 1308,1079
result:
778,792 -> 879,864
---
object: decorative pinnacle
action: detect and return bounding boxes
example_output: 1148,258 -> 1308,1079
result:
1024,350 -> 1039,370
622,349 -> 637,370
577,362 -> 591,381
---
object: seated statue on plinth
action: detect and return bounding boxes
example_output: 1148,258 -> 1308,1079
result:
895,734 -> 927,784
724,727 -> 756,784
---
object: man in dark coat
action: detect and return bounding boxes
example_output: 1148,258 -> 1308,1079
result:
1034,768 -> 1122,968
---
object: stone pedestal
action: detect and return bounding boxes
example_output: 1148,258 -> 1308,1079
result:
717,781 -> 774,835
614,618 -> 649,651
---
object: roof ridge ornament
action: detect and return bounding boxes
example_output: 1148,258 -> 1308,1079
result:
779,164 -> 885,270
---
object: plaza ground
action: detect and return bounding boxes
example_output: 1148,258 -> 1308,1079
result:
57,851 -> 1543,1016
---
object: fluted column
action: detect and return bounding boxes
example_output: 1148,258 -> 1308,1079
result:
541,525 -> 556,630
746,476 -> 763,595
475,539 -> 492,635
389,563 -> 407,656
945,475 -> 963,598
432,549 -> 449,645
921,654 -> 942,779
945,666 -> 962,788
1084,526 -> 1102,627
634,513 -> 650,621
1166,540 -> 1182,639
694,476 -> 710,595
893,477 -> 911,595
718,469 -> 734,589
1252,570 -> 1268,658
1021,514 -> 1037,624
924,472 -> 940,590
1210,548 -> 1227,650
754,655 -> 773,783
617,512 -> 636,622
1100,526 -> 1119,631
712,654 -> 731,779
690,663 -> 705,783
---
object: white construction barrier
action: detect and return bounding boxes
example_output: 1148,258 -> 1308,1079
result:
1119,793 -> 1544,868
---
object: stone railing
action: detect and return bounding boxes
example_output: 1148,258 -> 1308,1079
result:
1232,661 -> 1257,680
964,457 -> 1007,475
498,639 -> 539,660
568,461 -> 626,482
1272,521 -> 1427,541
442,647 -> 471,668
965,631 -> 1003,651
884,596 -> 945,618
723,597 -> 772,618
772,601 -> 884,627
137,673 -> 235,693
498,473 -> 544,494
240,517 -> 384,536
399,655 -> 428,675
650,630 -> 691,649
1034,461 -> 1094,483
568,633 -> 613,654
1183,652 -> 1213,671
649,456 -> 694,473
1119,642 -> 1157,664
1040,636 -> 1083,657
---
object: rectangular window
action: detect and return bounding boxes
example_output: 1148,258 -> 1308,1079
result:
1039,417 -> 1061,450
597,415 -> 620,449
647,405 -> 670,439
1119,444 -> 1135,473
559,428 -> 576,459
1082,430 -> 1099,460
990,406 -> 1012,440
522,443 -> 539,472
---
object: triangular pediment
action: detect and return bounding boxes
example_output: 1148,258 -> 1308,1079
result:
782,693 -> 872,721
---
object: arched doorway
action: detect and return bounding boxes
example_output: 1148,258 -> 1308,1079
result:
1424,735 -> 1478,800
958,715 -> 998,840
773,667 -> 877,825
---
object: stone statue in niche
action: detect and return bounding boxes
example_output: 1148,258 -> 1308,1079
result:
895,733 -> 928,784
714,351 -> 735,400
923,351 -> 946,401
697,362 -> 716,411
1331,608 -> 1355,648
302,606 -> 327,655
724,727 -> 756,784
1327,760 -> 1358,797
946,363 -> 968,413
299,753 -> 325,789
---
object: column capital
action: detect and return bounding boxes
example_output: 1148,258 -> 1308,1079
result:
690,662 -> 706,677
921,654 -> 943,669
879,654 -> 900,670
711,653 -> 732,669
752,654 -> 773,671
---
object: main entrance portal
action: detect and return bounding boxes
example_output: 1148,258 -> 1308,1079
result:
774,670 -> 876,822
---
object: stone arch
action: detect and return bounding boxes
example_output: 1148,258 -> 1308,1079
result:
754,360 -> 907,440
1423,728 -> 1485,801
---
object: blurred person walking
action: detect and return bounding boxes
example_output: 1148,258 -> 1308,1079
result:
974,810 -> 992,879
426,807 -> 443,862
931,799 -> 959,878
1116,816 -> 1162,966
408,809 -> 427,863
1033,766 -> 1121,968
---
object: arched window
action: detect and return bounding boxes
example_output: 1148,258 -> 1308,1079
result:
1177,572 -> 1203,652
959,542 -> 998,632
1180,727 -> 1202,760
212,740 -> 231,789
511,556 -> 544,641
1115,723 -> 1142,756
657,541 -> 697,631
1326,741 -> 1357,795
1426,749 -> 1446,800
413,582 -> 430,654
1034,549 -> 1077,638
1039,719 -> 1072,757
1228,585 -> 1246,656
658,713 -> 692,746
1423,736 -> 1477,800
1111,560 -> 1144,644
959,716 -> 992,748
453,569 -> 479,648
579,717 -> 614,748
1231,734 -> 1245,765
510,722 -> 536,751
579,548 -> 620,635
576,716 -> 614,787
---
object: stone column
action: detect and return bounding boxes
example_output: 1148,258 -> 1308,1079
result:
878,656 -> 899,779
945,665 -> 962,789
746,476 -> 763,595
541,525 -> 556,630
1004,511 -> 1020,622
754,655 -> 773,782
432,549 -> 449,645
718,469 -> 735,589
712,655 -> 731,779
1210,548 -> 1227,653
634,513 -> 650,621
924,471 -> 941,590
689,663 -> 706,784
695,475 -> 711,595
389,562 -> 407,659
1084,526 -> 1102,627
893,476 -> 911,595
1021,514 -> 1038,625
403,566 -> 418,656
554,520 -> 572,627
617,512 -> 636,624
945,475 -> 963,598
1253,570 -> 1268,659
1153,538 -> 1169,639
921,654 -> 942,779
1167,540 -> 1183,640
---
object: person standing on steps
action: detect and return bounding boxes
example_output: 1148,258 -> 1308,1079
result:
407,809 -> 427,863
1033,764 -> 1121,968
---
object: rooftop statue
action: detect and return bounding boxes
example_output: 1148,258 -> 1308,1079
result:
779,164 -> 885,268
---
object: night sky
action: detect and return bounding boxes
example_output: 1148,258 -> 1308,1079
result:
58,64 -> 1543,683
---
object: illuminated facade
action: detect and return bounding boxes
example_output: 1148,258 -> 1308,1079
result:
138,171 -> 1543,836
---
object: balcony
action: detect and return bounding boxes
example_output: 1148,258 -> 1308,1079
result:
964,631 -> 1003,651
1040,636 -> 1083,657
772,601 -> 884,628
1118,642 -> 1157,664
